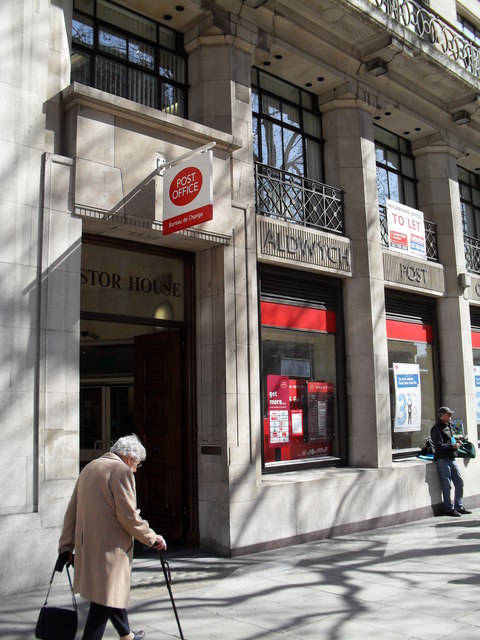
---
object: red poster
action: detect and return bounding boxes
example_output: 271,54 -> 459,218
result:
267,375 -> 290,446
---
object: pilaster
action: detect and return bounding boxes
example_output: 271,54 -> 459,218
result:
414,138 -> 476,434
321,93 -> 391,468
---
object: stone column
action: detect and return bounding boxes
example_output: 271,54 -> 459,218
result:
185,14 -> 260,552
321,86 -> 391,468
413,136 -> 475,434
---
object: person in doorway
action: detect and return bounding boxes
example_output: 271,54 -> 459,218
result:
430,406 -> 472,517
56,434 -> 166,640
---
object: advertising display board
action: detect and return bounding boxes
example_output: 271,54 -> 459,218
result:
307,381 -> 335,441
266,375 -> 290,446
264,377 -> 335,463
475,365 -> 480,424
393,362 -> 421,432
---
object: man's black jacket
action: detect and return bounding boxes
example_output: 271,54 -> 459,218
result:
430,419 -> 456,460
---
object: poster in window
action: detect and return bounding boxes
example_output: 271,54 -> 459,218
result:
267,375 -> 290,445
393,362 -> 421,432
291,409 -> 303,435
475,365 -> 480,423
289,378 -> 306,436
307,382 -> 334,441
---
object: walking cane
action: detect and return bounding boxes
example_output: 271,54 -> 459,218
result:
158,550 -> 185,640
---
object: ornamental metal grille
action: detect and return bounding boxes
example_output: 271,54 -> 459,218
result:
465,235 -> 480,273
373,0 -> 480,77
379,206 -> 438,261
254,163 -> 344,234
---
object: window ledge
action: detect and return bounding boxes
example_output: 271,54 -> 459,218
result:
61,82 -> 243,154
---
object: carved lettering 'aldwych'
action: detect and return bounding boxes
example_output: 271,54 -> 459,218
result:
262,227 -> 351,271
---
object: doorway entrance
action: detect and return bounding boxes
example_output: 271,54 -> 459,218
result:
80,327 -> 190,542
134,331 -> 183,538
79,236 -> 197,544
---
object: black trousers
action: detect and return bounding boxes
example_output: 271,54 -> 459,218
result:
82,601 -> 130,640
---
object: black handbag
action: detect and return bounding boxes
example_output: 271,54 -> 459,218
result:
35,564 -> 78,640
417,436 -> 435,460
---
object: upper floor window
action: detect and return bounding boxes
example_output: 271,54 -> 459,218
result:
252,68 -> 324,181
375,126 -> 417,209
71,0 -> 187,116
458,166 -> 480,238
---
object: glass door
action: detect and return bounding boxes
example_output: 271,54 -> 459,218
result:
80,384 -> 134,468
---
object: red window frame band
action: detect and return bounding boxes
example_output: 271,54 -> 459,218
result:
472,331 -> 480,348
261,301 -> 336,333
386,319 -> 433,343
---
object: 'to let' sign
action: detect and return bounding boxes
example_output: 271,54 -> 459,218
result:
169,167 -> 203,207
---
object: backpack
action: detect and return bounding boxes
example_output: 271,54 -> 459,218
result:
417,436 -> 435,460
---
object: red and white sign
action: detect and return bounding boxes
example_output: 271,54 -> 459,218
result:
386,199 -> 426,259
267,375 -> 290,445
162,151 -> 213,235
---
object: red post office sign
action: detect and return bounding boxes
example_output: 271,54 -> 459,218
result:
162,151 -> 213,235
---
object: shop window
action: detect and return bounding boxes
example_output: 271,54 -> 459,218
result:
386,295 -> 438,454
260,268 -> 345,469
71,0 -> 187,116
470,307 -> 480,439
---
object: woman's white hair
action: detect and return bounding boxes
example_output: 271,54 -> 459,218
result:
111,434 -> 146,462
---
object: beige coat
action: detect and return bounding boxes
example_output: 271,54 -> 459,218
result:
59,452 -> 157,608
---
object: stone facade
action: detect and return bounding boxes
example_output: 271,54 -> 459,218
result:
2,0 -> 480,594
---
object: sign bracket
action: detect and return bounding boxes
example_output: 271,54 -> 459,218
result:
157,142 -> 216,176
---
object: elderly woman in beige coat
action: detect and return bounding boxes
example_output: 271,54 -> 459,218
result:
58,434 -> 166,640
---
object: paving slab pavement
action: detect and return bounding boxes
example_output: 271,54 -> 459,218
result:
2,512 -> 480,639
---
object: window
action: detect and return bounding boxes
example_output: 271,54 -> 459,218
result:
457,15 -> 480,47
386,294 -> 438,454
375,126 -> 417,209
459,167 -> 480,238
458,167 -> 480,273
252,68 -> 324,181
71,0 -> 187,116
260,267 -> 346,469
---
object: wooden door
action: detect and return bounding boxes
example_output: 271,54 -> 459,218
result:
134,331 -> 184,541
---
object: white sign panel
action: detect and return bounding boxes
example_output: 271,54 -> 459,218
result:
386,199 -> 426,259
162,151 -> 213,235
393,362 -> 421,432
475,365 -> 480,423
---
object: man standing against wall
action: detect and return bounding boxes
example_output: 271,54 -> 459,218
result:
431,406 -> 472,517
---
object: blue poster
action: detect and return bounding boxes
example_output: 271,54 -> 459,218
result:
393,363 -> 421,432
474,365 -> 480,423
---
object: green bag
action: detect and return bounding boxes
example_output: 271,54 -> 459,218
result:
456,441 -> 476,459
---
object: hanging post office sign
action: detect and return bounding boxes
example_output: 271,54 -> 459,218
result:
162,151 -> 213,235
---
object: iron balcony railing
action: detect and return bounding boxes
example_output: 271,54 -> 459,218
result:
372,0 -> 480,78
379,205 -> 438,261
465,235 -> 480,274
254,163 -> 344,234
